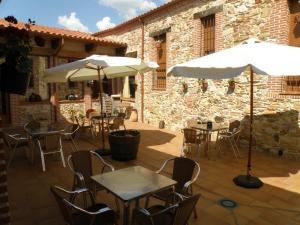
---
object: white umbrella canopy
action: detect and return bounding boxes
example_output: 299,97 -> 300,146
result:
167,38 -> 300,78
44,54 -> 158,82
43,54 -> 158,154
168,38 -> 300,188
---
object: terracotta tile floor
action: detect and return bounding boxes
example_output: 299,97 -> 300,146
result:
6,122 -> 300,225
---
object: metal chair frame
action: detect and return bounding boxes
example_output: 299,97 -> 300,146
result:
215,121 -> 241,159
134,193 -> 200,225
63,124 -> 80,151
2,129 -> 30,168
67,151 -> 120,212
36,133 -> 66,172
181,128 -> 203,159
146,157 -> 200,218
51,185 -> 117,225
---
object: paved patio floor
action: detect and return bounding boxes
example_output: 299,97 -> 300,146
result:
6,122 -> 300,225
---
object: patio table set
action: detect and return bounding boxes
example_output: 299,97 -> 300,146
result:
1,120 -> 79,171
52,150 -> 201,225
182,119 -> 241,160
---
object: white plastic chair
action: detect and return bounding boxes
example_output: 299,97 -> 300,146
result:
215,120 -> 241,159
36,133 -> 66,172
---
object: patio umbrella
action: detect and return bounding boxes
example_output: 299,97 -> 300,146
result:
167,38 -> 300,188
44,55 -> 158,154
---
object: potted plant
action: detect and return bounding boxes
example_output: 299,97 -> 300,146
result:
228,78 -> 235,90
181,81 -> 188,93
108,129 -> 140,161
0,16 -> 33,95
198,79 -> 208,91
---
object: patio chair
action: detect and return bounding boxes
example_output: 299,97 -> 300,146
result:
62,123 -> 80,151
2,127 -> 30,168
215,120 -> 241,159
117,112 -> 126,119
36,132 -> 66,172
181,128 -> 202,158
186,119 -> 198,128
108,117 -> 126,132
24,120 -> 41,130
133,192 -> 200,225
75,115 -> 95,138
67,150 -> 120,212
145,157 -> 200,218
50,185 -> 116,225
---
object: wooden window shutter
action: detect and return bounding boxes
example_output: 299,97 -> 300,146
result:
201,14 -> 215,56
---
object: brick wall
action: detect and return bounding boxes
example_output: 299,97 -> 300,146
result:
0,145 -> 10,225
266,0 -> 300,99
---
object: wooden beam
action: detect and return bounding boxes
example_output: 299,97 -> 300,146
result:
31,47 -> 55,56
54,37 -> 64,56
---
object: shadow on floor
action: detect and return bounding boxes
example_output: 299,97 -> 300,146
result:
6,124 -> 300,225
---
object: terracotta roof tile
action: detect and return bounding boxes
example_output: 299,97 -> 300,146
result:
0,18 -> 126,47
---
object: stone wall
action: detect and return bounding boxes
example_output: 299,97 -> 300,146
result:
23,56 -> 49,101
18,102 -> 52,126
90,0 -> 300,155
58,101 -> 85,123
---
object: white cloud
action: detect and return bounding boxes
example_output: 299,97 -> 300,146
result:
58,12 -> 89,32
96,17 -> 116,31
98,0 -> 157,20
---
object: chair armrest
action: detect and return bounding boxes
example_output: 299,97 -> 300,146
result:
183,161 -> 200,191
91,151 -> 115,172
165,192 -> 186,205
149,204 -> 178,217
64,199 -> 114,215
54,185 -> 89,195
8,134 -> 28,141
156,158 -> 176,174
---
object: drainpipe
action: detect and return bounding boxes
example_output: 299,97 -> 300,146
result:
140,19 -> 145,123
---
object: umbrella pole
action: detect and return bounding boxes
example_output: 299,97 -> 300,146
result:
247,67 -> 254,176
233,67 -> 263,188
94,67 -> 111,156
98,68 -> 105,149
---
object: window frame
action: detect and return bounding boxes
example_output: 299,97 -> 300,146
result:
201,14 -> 216,56
152,33 -> 167,91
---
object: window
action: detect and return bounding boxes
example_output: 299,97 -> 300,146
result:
153,33 -> 167,90
201,14 -> 215,55
283,76 -> 300,93
282,1 -> 300,93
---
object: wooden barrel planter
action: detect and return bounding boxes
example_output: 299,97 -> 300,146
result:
108,130 -> 140,161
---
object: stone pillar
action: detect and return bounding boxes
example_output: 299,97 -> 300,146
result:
50,83 -> 59,122
84,84 -> 92,111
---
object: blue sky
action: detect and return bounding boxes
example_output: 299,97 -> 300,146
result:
0,0 -> 168,33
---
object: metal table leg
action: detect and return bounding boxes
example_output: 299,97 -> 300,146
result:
123,201 -> 130,225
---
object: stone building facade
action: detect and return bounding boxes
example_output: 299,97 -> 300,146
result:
0,19 -> 127,127
96,0 -> 300,155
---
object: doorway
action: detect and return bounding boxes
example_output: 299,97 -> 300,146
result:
0,91 -> 11,125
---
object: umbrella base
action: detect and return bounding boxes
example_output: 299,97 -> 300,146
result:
233,175 -> 263,189
94,148 -> 111,156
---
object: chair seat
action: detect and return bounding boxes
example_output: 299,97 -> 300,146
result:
14,140 -> 29,147
153,187 -> 185,202
72,203 -> 115,225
